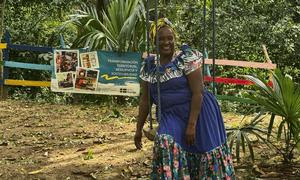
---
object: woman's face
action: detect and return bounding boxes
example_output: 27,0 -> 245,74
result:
157,27 -> 175,57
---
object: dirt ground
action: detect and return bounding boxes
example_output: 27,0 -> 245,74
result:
0,99 -> 299,180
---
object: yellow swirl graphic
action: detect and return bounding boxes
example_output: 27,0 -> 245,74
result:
101,74 -> 136,81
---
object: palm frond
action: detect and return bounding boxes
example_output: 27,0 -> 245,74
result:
65,0 -> 145,51
243,132 -> 255,162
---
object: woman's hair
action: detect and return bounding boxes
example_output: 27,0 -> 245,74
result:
150,18 -> 177,45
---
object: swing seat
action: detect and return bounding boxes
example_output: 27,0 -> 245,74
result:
143,126 -> 159,141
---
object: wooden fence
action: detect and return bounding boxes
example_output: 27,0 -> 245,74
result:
0,31 -> 53,98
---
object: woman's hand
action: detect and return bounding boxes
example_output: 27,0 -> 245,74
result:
134,80 -> 149,150
134,130 -> 143,149
185,67 -> 203,147
185,125 -> 196,146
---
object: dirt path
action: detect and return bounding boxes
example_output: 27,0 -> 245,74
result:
0,99 -> 299,179
0,99 -> 154,179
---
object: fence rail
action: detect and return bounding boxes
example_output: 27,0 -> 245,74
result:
8,44 -> 53,52
4,79 -> 51,87
4,61 -> 52,71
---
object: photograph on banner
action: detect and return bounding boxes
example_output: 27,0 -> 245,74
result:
75,67 -> 99,91
54,50 -> 79,73
80,51 -> 99,68
56,72 -> 74,89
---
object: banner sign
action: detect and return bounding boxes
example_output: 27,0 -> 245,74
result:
51,49 -> 141,96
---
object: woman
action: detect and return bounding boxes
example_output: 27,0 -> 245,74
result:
134,18 -> 235,179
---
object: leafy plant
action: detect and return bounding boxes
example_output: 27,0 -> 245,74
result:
226,111 -> 268,163
84,149 -> 94,160
244,69 -> 300,163
66,0 -> 146,52
109,108 -> 122,118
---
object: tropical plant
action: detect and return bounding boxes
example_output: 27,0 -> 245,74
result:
244,69 -> 300,163
226,111 -> 269,163
67,0 -> 146,52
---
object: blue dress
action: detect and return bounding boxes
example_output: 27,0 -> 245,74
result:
140,45 -> 235,179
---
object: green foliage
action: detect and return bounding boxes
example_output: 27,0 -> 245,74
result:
156,0 -> 300,83
4,0 -> 81,46
244,69 -> 300,137
217,0 -> 300,71
67,0 -> 146,52
9,86 -> 75,104
244,69 -> 300,163
226,111 -> 269,163
84,149 -> 94,160
109,108 -> 122,118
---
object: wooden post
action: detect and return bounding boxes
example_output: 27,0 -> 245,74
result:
0,0 -> 6,99
262,44 -> 272,64
262,44 -> 274,83
0,31 -> 9,99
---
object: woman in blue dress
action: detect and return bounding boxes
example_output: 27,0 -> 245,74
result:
134,18 -> 235,179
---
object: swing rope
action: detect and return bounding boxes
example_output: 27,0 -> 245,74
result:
154,0 -> 162,124
146,0 -> 153,129
202,0 -> 207,78
212,0 -> 216,95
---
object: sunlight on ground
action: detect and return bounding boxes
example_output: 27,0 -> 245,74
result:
0,100 -> 299,179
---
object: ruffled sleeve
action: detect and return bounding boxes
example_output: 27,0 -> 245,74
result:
179,45 -> 203,75
139,56 -> 155,82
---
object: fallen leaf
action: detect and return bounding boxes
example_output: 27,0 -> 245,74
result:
143,160 -> 151,167
128,166 -> 133,174
28,169 -> 44,175
5,157 -> 16,161
252,165 -> 265,176
43,152 -> 49,157
90,173 -> 97,179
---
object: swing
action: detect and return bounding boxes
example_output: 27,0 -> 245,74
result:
142,0 -> 216,141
